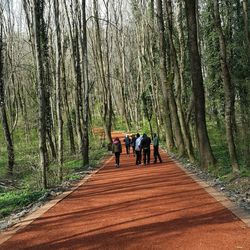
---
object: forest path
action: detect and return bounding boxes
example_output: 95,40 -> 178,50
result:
0,132 -> 250,250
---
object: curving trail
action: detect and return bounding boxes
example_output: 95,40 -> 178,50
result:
0,132 -> 249,250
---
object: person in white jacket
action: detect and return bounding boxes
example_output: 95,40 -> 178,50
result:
135,133 -> 143,165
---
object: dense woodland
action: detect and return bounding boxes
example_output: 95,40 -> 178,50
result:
0,0 -> 249,209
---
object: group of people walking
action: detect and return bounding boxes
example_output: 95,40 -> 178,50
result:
112,133 -> 162,168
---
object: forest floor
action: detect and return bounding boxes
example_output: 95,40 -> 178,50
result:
0,132 -> 250,249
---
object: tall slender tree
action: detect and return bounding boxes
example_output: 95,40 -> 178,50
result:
213,0 -> 239,172
165,0 -> 195,162
242,0 -> 250,168
184,0 -> 216,168
81,0 -> 89,166
32,0 -> 48,188
92,0 -> 112,143
156,0 -> 175,151
0,7 -> 15,176
53,0 -> 64,180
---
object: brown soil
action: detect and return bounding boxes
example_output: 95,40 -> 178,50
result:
0,133 -> 249,250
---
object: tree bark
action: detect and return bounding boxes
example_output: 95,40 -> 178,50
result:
157,0 -> 174,151
113,4 -> 131,131
53,0 -> 64,181
104,0 -> 113,145
63,0 -> 84,153
184,0 -> 216,169
165,0 -> 195,161
213,0 -> 239,172
242,0 -> 250,168
32,0 -> 48,188
0,21 -> 15,175
81,0 -> 89,166
62,44 -> 75,155
243,0 -> 250,61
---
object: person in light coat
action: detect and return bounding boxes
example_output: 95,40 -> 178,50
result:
135,133 -> 143,165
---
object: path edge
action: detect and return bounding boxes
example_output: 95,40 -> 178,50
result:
171,157 -> 250,228
0,154 -> 113,245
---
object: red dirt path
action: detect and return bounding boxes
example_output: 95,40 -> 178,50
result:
0,132 -> 250,250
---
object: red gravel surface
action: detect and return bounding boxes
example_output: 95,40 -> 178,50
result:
0,133 -> 250,250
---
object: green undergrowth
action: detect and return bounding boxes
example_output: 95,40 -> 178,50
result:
160,122 -> 249,182
207,123 -> 249,179
0,128 -> 109,219
0,190 -> 47,219
63,146 -> 107,182
113,117 -> 128,131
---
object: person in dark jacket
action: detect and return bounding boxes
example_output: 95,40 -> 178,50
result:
153,133 -> 162,163
131,134 -> 136,156
112,137 -> 122,167
124,134 -> 131,154
140,133 -> 151,165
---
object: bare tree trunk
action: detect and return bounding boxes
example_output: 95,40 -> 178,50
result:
104,0 -> 113,145
92,0 -> 113,144
184,0 -> 216,169
32,0 -> 48,188
62,44 -> 75,154
242,0 -> 250,168
21,85 -> 30,143
47,128 -> 57,159
72,2 -> 84,152
243,0 -> 250,61
147,1 -> 163,138
53,0 -> 63,181
64,0 -> 84,153
81,0 -> 89,166
0,21 -> 14,176
213,0 -> 239,172
42,6 -> 57,161
165,0 -> 195,161
113,4 -> 131,131
156,0 -> 176,152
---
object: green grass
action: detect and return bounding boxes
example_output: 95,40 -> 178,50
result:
64,159 -> 82,170
206,121 -> 248,178
0,190 -> 46,219
240,168 -> 250,177
113,117 -> 128,131
0,127 -> 109,219
0,156 -> 7,177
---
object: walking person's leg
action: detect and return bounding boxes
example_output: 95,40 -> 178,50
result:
147,149 -> 150,164
115,152 -> 119,167
143,149 -> 147,165
156,146 -> 162,163
117,152 -> 120,166
135,151 -> 139,165
154,147 -> 157,163
155,147 -> 162,162
158,151 -> 162,162
139,150 -> 142,164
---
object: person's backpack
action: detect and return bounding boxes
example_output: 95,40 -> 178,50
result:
131,137 -> 136,147
153,136 -> 159,147
142,137 -> 150,150
125,137 -> 130,145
